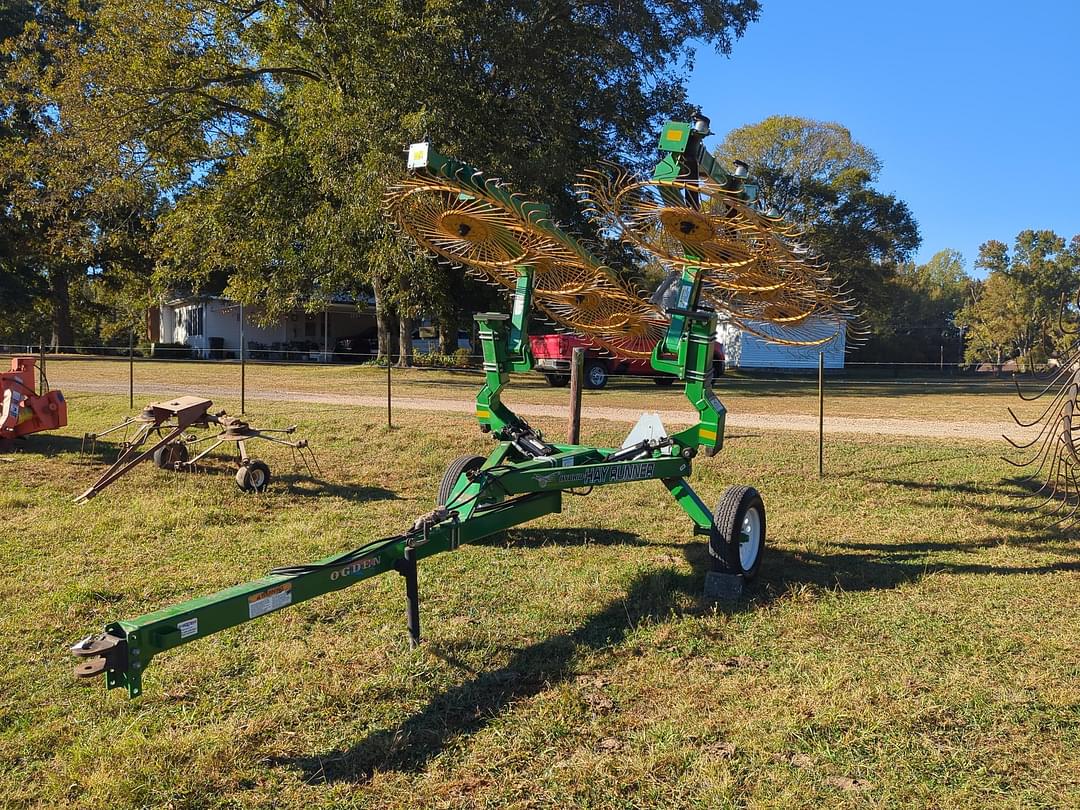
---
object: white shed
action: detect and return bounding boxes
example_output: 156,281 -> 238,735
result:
717,318 -> 846,370
158,295 -> 375,360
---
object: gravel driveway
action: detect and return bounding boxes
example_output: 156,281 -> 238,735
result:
59,380 -> 1009,441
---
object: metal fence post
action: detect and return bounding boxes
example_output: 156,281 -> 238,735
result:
128,327 -> 134,409
567,347 -> 585,444
386,359 -> 393,429
818,351 -> 824,479
239,302 -> 246,414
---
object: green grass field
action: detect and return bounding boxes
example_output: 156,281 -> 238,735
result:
1,393 -> 1077,808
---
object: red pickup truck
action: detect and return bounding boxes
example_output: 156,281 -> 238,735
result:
529,334 -> 724,389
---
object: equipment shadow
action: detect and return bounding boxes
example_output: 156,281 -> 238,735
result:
279,476 -> 402,504
270,513 -> 1074,785
2,433 -> 98,460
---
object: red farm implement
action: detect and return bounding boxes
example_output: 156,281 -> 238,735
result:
0,357 -> 66,445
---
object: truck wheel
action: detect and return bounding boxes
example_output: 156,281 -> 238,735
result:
236,460 -> 271,492
709,485 -> 765,579
544,373 -> 570,387
437,454 -> 486,506
153,442 -> 189,470
652,375 -> 677,386
584,361 -> 608,389
714,359 -> 725,377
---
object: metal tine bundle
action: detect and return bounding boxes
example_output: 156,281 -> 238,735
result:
1004,308 -> 1080,526
574,157 -> 861,348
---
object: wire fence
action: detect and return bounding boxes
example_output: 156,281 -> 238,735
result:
5,345 -> 1030,480
0,341 -> 1033,379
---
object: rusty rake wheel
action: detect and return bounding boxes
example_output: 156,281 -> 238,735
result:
576,162 -> 860,347
384,171 -> 669,359
1004,342 -> 1080,528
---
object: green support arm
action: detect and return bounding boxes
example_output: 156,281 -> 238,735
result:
473,266 -> 535,438
648,119 -> 740,457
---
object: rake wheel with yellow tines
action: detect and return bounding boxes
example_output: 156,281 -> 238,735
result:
384,171 -> 667,359
576,158 -> 860,348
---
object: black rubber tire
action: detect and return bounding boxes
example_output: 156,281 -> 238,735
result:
714,359 -> 725,377
437,454 -> 486,506
152,442 -> 189,470
709,485 -> 765,579
652,375 -> 677,386
584,361 -> 608,389
236,459 -> 272,492
545,373 -> 570,387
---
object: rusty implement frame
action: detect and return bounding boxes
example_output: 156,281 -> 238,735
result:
75,397 -> 214,503
75,397 -> 318,502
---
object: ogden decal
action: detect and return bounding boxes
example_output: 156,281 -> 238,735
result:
330,556 -> 382,581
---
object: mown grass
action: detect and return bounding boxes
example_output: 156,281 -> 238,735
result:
1,393 -> 1077,808
31,355 -> 1027,423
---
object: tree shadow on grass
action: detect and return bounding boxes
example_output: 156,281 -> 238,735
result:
757,542 -> 1080,597
271,514 -> 1079,784
856,474 -> 1080,543
833,448 -> 1001,480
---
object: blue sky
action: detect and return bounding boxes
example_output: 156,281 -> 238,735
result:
686,0 -> 1080,276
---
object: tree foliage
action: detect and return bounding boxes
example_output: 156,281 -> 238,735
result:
859,249 -> 973,365
4,0 -> 762,357
1,0 -> 160,347
957,231 -> 1080,368
716,115 -> 920,336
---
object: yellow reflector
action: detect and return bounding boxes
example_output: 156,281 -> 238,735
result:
666,128 -> 682,141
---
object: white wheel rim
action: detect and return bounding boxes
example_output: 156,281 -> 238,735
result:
250,469 -> 265,488
739,507 -> 762,571
589,367 -> 604,386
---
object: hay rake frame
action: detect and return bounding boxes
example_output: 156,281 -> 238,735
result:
70,117 -> 786,698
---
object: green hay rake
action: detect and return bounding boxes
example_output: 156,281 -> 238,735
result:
71,116 -> 849,698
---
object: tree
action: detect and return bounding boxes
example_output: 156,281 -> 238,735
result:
21,0 -> 762,359
715,115 -> 920,336
956,231 -> 1080,368
862,249 -> 973,365
1,0 -> 160,348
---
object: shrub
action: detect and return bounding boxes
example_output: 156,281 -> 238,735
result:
150,342 -> 192,360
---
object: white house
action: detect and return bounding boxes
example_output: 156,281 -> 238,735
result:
156,295 -> 376,360
717,317 -> 847,370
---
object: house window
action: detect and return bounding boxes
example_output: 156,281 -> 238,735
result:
182,305 -> 204,337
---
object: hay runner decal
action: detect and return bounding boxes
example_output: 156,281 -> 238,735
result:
533,461 -> 657,488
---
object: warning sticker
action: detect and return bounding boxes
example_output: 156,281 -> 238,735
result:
178,617 -> 198,639
248,583 -> 293,619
